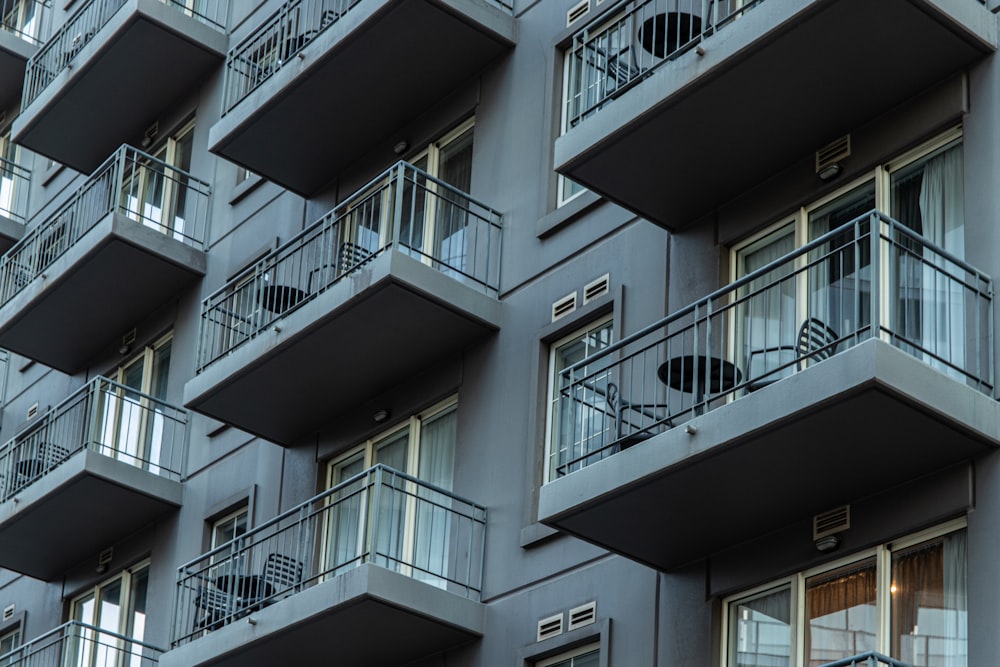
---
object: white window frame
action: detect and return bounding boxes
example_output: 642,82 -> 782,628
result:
70,559 -> 151,658
537,642 -> 601,667
721,518 -> 968,667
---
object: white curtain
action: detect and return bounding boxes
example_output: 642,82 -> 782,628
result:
942,531 -> 968,667
739,230 -> 797,384
414,409 -> 456,589
918,146 -> 965,378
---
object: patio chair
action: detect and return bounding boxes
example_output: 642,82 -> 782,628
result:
193,585 -> 233,632
744,317 -> 840,391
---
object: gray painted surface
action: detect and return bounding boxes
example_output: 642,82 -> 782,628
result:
0,33 -> 34,110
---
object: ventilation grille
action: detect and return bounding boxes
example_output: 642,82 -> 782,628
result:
567,601 -> 597,631
122,328 -> 136,346
815,134 -> 851,174
552,292 -> 578,322
2,605 -> 13,622
26,402 -> 38,420
537,613 -> 564,642
567,0 -> 590,26
98,547 -> 113,566
813,505 -> 850,540
583,274 -> 610,304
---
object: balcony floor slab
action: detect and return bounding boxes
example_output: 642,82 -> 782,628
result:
0,31 -> 35,109
539,338 -> 1000,570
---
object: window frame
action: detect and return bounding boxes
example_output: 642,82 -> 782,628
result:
69,558 -> 151,646
536,642 -> 601,667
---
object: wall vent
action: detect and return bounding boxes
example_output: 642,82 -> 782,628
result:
815,134 -> 851,175
582,274 -> 610,304
552,292 -> 578,322
813,505 -> 850,540
26,402 -> 38,420
98,547 -> 113,566
2,605 -> 13,622
567,601 -> 597,630
566,0 -> 590,27
537,613 -> 564,642
122,328 -> 137,346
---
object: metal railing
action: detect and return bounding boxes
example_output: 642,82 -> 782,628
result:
563,0 -> 985,127
0,144 -> 210,308
196,159 -> 502,370
820,652 -> 911,667
0,375 -> 189,502
22,0 -> 228,108
0,621 -> 162,666
221,0 -> 513,114
554,210 -> 993,476
172,464 -> 487,647
0,157 -> 30,223
0,0 -> 50,45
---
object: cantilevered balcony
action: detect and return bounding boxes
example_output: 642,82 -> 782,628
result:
0,621 -> 163,666
0,144 -> 209,374
539,211 -> 1000,570
163,464 -> 486,667
0,0 -> 49,108
209,0 -> 516,196
0,376 -> 187,580
554,0 -> 996,230
0,156 -> 30,253
12,0 -> 228,173
184,161 -> 501,444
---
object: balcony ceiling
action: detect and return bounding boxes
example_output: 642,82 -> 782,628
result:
538,339 -> 1000,571
12,0 -> 227,174
209,0 -> 516,196
0,450 -> 182,580
0,213 -> 206,374
184,250 -> 500,445
0,32 -> 35,109
554,0 -> 996,230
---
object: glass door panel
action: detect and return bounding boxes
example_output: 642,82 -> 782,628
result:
326,452 -> 366,576
729,586 -> 792,667
805,559 -> 877,666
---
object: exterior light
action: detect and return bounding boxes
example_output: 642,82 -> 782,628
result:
373,409 -> 390,423
817,163 -> 842,181
815,534 -> 840,552
393,141 -> 409,156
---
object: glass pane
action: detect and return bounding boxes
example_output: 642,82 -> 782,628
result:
414,408 -> 457,587
729,586 -> 792,667
891,531 -> 967,667
805,559 -> 877,666
435,128 -> 474,275
327,452 -> 366,574
127,566 -> 149,643
372,430 -> 409,570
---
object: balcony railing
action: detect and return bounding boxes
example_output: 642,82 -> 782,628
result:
196,160 -> 502,370
0,144 -> 210,307
172,463 -> 486,646
221,0 -> 514,114
0,157 -> 30,222
0,0 -> 49,46
821,652 -> 911,667
0,621 -> 162,666
0,375 -> 188,501
555,210 -> 993,476
22,0 -> 228,107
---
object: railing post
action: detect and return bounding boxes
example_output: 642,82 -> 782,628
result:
868,212 -> 882,342
390,162 -> 406,249
368,466 -> 383,567
87,377 -> 102,454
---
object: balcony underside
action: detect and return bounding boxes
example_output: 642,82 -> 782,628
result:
209,0 -> 516,196
161,563 -> 484,667
0,449 -> 182,580
0,32 -> 35,109
12,0 -> 227,174
554,0 -> 996,231
184,250 -> 500,445
539,339 -> 1000,571
0,212 -> 206,374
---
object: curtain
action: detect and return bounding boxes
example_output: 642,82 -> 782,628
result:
738,228 -> 796,384
414,409 -> 457,589
918,145 -> 966,379
731,587 -> 792,667
806,561 -> 877,666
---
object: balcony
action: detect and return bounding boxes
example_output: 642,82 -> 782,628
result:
163,464 -> 486,667
209,0 -> 516,196
554,0 -> 996,230
0,376 -> 187,580
0,0 -> 49,108
0,157 -> 30,253
184,161 -> 501,444
822,654 -> 910,667
0,144 -> 209,374
12,0 -> 228,174
0,621 -> 163,666
538,211 -> 1000,570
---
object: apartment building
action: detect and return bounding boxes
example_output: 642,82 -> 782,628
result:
0,0 -> 993,665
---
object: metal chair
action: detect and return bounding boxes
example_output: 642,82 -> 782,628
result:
193,585 -> 233,632
744,317 -> 840,391
607,382 -> 672,452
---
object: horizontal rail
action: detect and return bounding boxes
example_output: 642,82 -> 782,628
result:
821,652 -> 912,667
0,0 -> 49,45
196,159 -> 501,370
172,463 -> 486,646
553,210 -> 993,476
0,375 -> 189,501
22,0 -> 227,107
0,620 -> 163,666
0,143 -> 210,308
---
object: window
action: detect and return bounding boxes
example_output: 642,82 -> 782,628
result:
538,644 -> 601,667
325,399 -> 457,583
0,627 -> 19,666
2,0 -> 42,41
544,316 -> 614,481
120,120 -> 195,241
557,48 -> 591,206
724,524 -> 968,667
0,128 -> 25,221
732,133 -> 966,386
211,505 -> 249,553
71,561 -> 150,663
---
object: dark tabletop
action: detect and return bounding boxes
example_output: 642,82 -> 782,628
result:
657,354 -> 742,394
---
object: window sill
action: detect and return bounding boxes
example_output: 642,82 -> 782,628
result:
536,191 -> 604,239
228,172 -> 265,205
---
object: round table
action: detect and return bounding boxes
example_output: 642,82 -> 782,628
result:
657,354 -> 742,400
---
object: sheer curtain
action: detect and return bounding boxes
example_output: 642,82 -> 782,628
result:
730,586 -> 792,667
738,228 -> 796,386
805,561 -> 878,666
414,409 -> 457,588
917,145 -> 965,378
